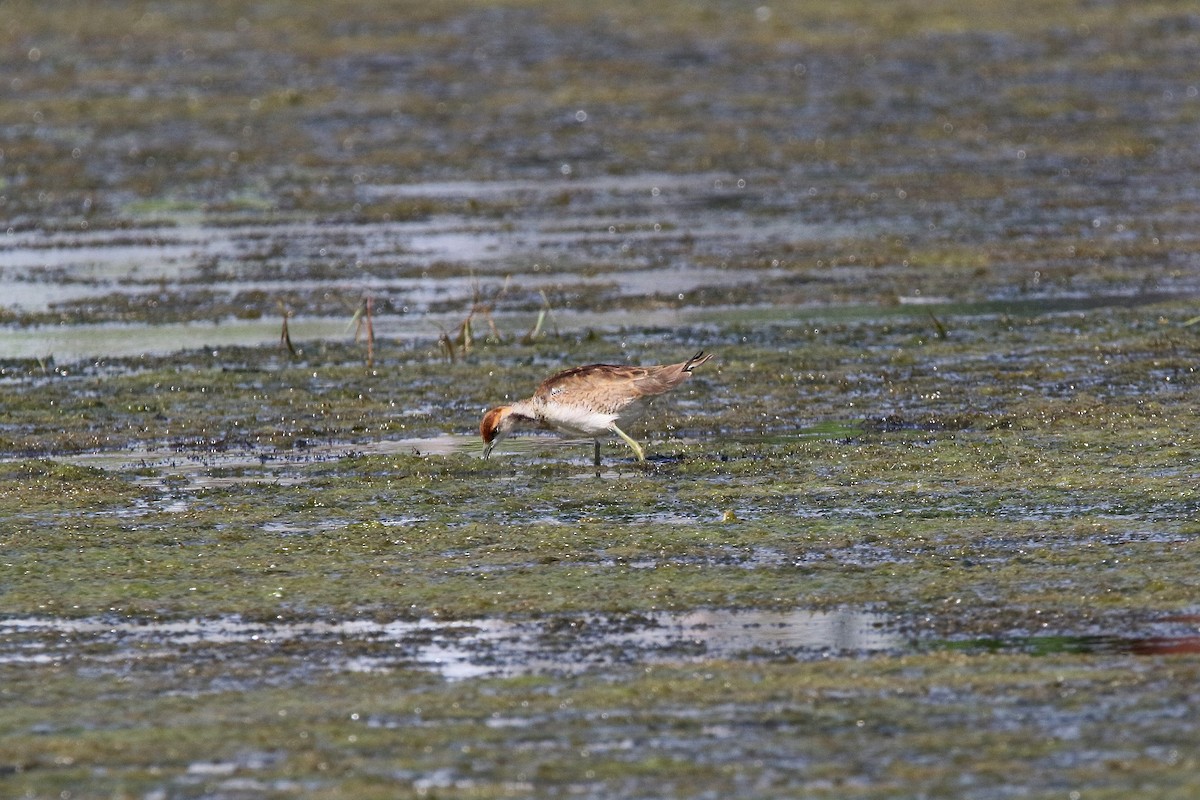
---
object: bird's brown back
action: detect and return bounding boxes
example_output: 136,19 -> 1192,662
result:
533,352 -> 713,414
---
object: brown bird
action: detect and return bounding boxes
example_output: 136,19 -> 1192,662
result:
480,351 -> 715,465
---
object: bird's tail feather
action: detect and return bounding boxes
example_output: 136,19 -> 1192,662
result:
683,351 -> 714,372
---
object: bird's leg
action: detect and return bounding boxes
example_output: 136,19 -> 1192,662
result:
609,424 -> 646,462
593,439 -> 601,467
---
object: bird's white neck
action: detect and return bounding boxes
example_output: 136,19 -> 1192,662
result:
511,396 -> 618,438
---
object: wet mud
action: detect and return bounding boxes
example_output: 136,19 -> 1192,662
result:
3,1 -> 1200,798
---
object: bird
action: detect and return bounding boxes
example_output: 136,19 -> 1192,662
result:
480,351 -> 715,466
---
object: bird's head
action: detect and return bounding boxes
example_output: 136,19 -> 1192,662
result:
480,405 -> 517,458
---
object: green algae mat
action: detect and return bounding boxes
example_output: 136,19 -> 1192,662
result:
2,1 -> 1200,797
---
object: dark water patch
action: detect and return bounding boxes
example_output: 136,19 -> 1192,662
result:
930,613 -> 1200,657
935,633 -> 1200,657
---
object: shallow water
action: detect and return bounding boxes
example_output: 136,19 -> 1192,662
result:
0,607 -> 901,681
1,290 -> 1184,362
5,607 -> 1195,685
3,2 -> 1200,797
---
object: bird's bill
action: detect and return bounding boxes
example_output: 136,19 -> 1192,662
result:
482,440 -> 495,459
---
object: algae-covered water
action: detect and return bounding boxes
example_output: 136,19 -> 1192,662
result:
2,1 -> 1200,798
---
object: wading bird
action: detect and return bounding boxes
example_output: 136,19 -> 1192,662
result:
480,351 -> 714,465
